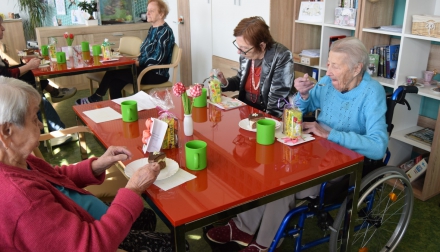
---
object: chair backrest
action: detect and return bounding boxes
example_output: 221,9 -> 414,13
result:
118,36 -> 143,57
168,43 -> 182,84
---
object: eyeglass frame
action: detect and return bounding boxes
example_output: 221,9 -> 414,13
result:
232,40 -> 254,55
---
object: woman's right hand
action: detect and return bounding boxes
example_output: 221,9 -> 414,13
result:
125,163 -> 160,195
294,73 -> 315,100
216,71 -> 227,85
26,58 -> 41,70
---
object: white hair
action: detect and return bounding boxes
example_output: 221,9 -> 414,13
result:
0,76 -> 41,127
330,37 -> 369,74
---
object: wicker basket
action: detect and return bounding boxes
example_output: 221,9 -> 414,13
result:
412,15 -> 440,38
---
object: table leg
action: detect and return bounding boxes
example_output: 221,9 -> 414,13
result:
340,161 -> 363,252
131,63 -> 138,93
35,76 -> 52,154
173,225 -> 186,252
76,116 -> 88,160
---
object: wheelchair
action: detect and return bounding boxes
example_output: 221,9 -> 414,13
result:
269,85 -> 419,252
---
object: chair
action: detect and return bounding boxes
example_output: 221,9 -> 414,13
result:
269,86 -> 419,252
121,43 -> 182,96
34,126 -> 128,202
86,36 -> 143,96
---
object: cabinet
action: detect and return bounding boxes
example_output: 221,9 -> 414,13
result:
0,19 -> 26,65
292,0 -> 440,201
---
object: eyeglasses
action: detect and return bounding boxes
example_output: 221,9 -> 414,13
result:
232,40 -> 254,55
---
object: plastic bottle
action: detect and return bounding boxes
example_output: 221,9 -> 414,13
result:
101,38 -> 111,60
48,37 -> 57,60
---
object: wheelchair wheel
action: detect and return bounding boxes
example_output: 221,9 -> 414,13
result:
329,167 -> 413,252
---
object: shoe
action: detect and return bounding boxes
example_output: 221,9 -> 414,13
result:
206,219 -> 253,246
75,94 -> 103,105
51,87 -> 77,103
43,135 -> 72,147
239,240 -> 268,252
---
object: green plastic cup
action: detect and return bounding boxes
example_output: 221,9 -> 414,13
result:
193,88 -> 207,107
41,45 -> 49,56
256,119 -> 275,145
92,44 -> 101,56
185,140 -> 207,170
56,52 -> 66,63
81,41 -> 90,52
121,100 -> 138,122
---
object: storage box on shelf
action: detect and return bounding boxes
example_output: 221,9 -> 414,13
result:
412,14 -> 440,38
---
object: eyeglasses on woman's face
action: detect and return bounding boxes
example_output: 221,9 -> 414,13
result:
232,40 -> 254,55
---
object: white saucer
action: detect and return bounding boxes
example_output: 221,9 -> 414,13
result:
125,157 -> 179,180
431,87 -> 440,94
238,118 -> 281,132
405,83 -> 424,88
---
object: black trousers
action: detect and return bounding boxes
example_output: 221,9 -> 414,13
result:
96,68 -> 168,99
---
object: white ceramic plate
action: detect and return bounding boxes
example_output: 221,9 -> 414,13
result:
100,58 -> 120,63
238,117 -> 281,132
124,157 -> 179,180
431,87 -> 440,94
405,83 -> 424,88
275,133 -> 315,146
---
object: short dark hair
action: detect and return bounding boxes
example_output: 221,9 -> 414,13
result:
233,16 -> 275,53
148,0 -> 169,19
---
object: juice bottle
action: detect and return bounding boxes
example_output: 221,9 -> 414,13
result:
101,39 -> 111,60
48,37 -> 57,60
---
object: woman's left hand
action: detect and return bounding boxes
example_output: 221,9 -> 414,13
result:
91,146 -> 132,176
303,121 -> 330,139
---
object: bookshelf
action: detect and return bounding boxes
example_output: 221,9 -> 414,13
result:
291,0 -> 440,201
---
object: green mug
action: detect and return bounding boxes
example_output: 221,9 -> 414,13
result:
92,44 -> 101,56
41,45 -> 49,56
256,119 -> 275,145
185,140 -> 207,170
56,52 -> 66,63
193,88 -> 207,107
121,100 -> 138,122
81,41 -> 90,52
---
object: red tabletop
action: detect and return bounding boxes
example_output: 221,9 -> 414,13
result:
73,92 -> 364,228
31,46 -> 136,77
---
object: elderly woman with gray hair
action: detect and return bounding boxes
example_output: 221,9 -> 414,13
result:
0,76 -> 185,251
207,37 -> 388,252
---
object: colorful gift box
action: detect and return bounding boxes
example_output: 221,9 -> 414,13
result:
159,113 -> 179,149
209,78 -> 222,103
283,106 -> 303,139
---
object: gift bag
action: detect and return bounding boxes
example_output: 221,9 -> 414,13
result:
209,78 -> 222,103
282,103 -> 303,139
158,110 -> 179,149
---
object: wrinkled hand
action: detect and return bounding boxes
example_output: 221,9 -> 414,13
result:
91,146 -> 132,176
303,121 -> 330,138
216,71 -> 227,86
125,163 -> 160,195
294,73 -> 315,100
26,58 -> 41,70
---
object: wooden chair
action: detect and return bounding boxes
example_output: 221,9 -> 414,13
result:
85,36 -> 143,96
121,43 -> 182,96
34,126 -> 128,202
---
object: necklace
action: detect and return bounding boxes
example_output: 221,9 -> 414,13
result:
250,60 -> 261,103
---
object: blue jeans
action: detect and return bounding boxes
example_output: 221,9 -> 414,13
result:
38,96 -> 65,132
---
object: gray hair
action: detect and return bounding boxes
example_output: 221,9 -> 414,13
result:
330,37 -> 369,75
0,76 -> 41,127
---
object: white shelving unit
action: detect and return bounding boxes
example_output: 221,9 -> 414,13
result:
292,0 -> 440,201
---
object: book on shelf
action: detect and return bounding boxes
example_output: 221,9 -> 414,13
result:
404,128 -> 435,146
406,158 -> 429,182
386,44 -> 400,79
329,35 -> 347,52
399,153 -> 429,173
367,54 -> 379,77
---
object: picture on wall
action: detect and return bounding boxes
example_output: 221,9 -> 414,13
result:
55,0 -> 66,15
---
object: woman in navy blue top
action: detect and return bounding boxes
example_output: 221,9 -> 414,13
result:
76,0 -> 175,104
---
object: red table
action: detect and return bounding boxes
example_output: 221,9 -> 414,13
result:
73,94 -> 364,252
32,46 -> 137,151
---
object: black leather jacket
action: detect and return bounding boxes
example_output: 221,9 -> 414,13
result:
223,42 -> 294,118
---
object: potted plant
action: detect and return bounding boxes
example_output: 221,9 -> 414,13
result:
78,0 -> 98,26
17,0 -> 49,40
